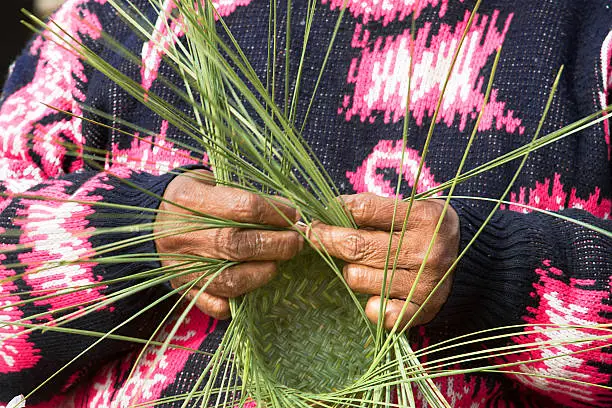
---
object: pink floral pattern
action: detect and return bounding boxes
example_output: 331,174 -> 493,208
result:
499,261 -> 612,407
74,309 -> 217,408
347,140 -> 440,196
322,0 -> 465,26
107,120 -> 204,175
340,10 -> 520,133
504,173 -> 611,220
0,254 -> 41,373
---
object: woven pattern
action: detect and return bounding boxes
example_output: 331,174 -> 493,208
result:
240,249 -> 372,393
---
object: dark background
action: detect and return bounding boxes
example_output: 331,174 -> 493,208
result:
1,1 -> 37,88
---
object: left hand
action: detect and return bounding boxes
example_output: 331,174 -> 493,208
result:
308,193 -> 460,330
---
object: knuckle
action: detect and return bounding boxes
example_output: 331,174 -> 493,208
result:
425,245 -> 455,274
170,179 -> 198,208
213,228 -> 230,250
155,235 -> 170,253
214,228 -> 237,258
414,200 -> 441,224
224,230 -> 261,261
340,232 -> 367,262
352,194 -> 377,222
227,236 -> 245,260
423,252 -> 441,270
442,209 -> 460,243
173,187 -> 192,206
226,233 -> 242,258
160,231 -> 188,251
417,254 -> 444,274
234,193 -> 262,223
411,248 -> 430,270
241,231 -> 264,260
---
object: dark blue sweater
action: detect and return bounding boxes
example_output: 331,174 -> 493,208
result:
0,0 -> 611,406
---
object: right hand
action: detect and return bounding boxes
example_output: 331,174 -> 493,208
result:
155,170 -> 303,319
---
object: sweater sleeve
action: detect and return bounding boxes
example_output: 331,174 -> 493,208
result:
0,0 -> 181,403
437,200 -> 612,406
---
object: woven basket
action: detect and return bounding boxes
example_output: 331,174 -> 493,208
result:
237,248 -> 374,393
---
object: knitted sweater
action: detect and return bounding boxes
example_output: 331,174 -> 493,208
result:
0,0 -> 611,407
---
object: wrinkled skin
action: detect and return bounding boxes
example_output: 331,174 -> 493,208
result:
156,170 -> 303,319
309,193 -> 459,329
156,170 -> 459,328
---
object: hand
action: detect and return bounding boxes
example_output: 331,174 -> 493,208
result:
155,170 -> 303,319
308,193 -> 459,330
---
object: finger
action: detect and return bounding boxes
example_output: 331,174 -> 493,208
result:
169,228 -> 304,262
211,188 -> 299,226
343,264 -> 432,300
186,289 -> 231,320
204,261 -> 278,297
177,261 -> 278,298
365,296 -> 432,330
165,175 -> 299,227
308,223 -> 417,269
340,193 -> 437,231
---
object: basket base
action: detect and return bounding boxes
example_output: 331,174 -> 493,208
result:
240,249 -> 373,393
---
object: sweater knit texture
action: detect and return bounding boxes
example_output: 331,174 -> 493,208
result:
0,0 -> 611,407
